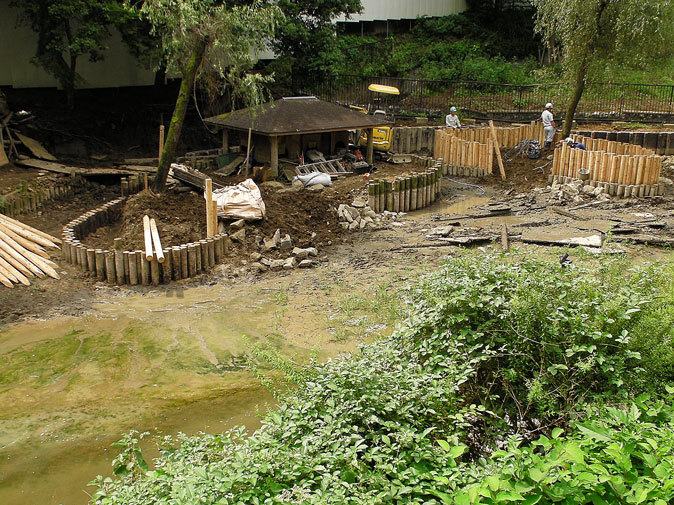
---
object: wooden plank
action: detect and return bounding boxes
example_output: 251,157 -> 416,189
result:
15,158 -> 145,176
14,133 -> 57,161
488,120 -> 506,180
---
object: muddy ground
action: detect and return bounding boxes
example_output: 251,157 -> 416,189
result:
2,145 -> 674,327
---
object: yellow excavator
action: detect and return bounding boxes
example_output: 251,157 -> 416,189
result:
351,83 -> 399,152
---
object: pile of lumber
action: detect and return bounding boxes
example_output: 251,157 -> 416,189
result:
0,214 -> 61,287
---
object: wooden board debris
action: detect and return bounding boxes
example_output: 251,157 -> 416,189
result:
16,158 -> 145,176
14,133 -> 57,161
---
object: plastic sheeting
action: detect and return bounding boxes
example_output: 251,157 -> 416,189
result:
210,178 -> 266,221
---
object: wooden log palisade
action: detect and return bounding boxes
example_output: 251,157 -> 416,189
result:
367,155 -> 443,213
61,197 -> 229,286
1,177 -> 85,218
550,135 -> 664,198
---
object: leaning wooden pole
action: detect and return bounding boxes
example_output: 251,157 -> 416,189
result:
489,120 -> 506,180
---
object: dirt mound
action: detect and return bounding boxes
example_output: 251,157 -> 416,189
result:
83,183 -> 353,260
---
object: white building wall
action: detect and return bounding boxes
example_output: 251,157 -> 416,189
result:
338,0 -> 467,22
0,0 -> 155,89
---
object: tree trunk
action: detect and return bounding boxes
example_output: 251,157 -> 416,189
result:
152,40 -> 207,192
562,58 -> 587,138
64,19 -> 76,109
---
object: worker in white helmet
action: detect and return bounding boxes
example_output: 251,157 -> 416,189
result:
540,103 -> 558,147
445,106 -> 461,129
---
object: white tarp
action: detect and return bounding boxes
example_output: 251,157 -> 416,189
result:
209,178 -> 266,221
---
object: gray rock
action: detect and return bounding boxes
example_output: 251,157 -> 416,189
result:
251,262 -> 267,273
292,246 -> 318,259
298,259 -> 313,268
345,206 -> 361,220
351,198 -> 367,208
230,219 -> 245,229
230,229 -> 246,243
592,186 -> 604,196
348,220 -> 360,231
340,222 -> 349,229
283,257 -> 297,270
250,252 -> 262,261
582,185 -> 595,195
359,219 -> 367,230
263,229 -> 281,251
270,259 -> 285,271
307,184 -> 324,192
260,257 -> 272,266
279,234 -> 293,252
260,181 -> 285,190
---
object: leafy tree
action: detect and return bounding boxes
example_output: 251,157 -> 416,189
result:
267,0 -> 362,84
532,0 -> 674,137
10,0 -> 133,108
131,0 -> 283,191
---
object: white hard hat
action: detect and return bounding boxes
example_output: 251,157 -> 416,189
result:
545,103 -> 553,109
564,137 -> 574,143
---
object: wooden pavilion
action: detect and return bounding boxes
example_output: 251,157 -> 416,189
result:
204,96 -> 391,176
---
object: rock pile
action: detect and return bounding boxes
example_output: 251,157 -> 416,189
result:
250,229 -> 318,273
544,179 -> 609,204
337,199 -> 404,231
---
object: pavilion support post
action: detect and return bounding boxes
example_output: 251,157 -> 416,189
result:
366,128 -> 374,165
270,135 -> 279,177
221,129 -> 229,152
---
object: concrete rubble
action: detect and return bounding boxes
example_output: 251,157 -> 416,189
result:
337,201 -> 404,231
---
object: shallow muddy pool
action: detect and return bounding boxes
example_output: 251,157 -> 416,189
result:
0,270 -> 397,505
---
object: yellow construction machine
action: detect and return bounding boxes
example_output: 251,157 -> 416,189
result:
354,84 -> 399,152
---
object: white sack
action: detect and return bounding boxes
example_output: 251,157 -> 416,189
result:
209,178 -> 266,221
293,172 -> 333,187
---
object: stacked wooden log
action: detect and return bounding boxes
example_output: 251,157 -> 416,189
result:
368,160 -> 443,213
550,139 -> 663,198
434,129 -> 494,177
0,214 -> 61,287
439,121 -> 546,148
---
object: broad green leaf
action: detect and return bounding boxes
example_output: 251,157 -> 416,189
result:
528,467 -> 545,483
438,440 -> 451,452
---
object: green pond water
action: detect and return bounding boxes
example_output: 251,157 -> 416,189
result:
0,275 -> 373,505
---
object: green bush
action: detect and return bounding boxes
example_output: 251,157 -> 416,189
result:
91,254 -> 674,505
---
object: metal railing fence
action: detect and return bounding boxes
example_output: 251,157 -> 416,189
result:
295,74 -> 674,118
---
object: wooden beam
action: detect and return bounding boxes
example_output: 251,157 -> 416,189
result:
270,135 -> 279,177
366,128 -> 374,165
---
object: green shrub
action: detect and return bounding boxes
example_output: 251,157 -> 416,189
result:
91,254 -> 674,505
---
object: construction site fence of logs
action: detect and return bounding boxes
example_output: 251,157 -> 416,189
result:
433,122 -> 546,177
1,178 -> 83,218
61,173 -> 228,286
368,156 -> 443,213
551,135 -> 664,198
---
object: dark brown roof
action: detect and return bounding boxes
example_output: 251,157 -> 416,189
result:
205,96 -> 391,135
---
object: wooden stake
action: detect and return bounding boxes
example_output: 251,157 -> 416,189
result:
143,215 -> 154,261
205,178 -> 214,237
211,200 -> 218,235
489,120 -> 506,180
149,218 -> 165,263
159,125 -> 165,160
0,214 -> 61,245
